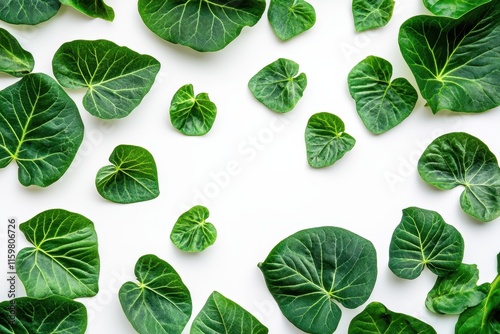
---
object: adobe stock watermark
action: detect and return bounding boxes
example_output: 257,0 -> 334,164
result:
251,298 -> 278,323
85,268 -> 127,322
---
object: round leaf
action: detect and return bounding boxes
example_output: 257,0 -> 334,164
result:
268,0 -> 316,41
352,0 -> 394,32
0,28 -> 34,77
59,0 -> 114,21
0,0 -> 60,25
170,205 -> 217,252
423,0 -> 491,19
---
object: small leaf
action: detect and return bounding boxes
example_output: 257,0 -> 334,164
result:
248,58 -> 307,113
119,254 -> 192,334
170,206 -> 217,252
59,0 -> 114,21
0,28 -> 34,77
305,112 -> 356,168
423,0 -> 491,19
268,0 -> 316,41
191,291 -> 268,334
388,207 -> 464,279
0,0 -> 60,25
95,145 -> 159,204
352,0 -> 395,32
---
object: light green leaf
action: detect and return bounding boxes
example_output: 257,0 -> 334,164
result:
0,296 -> 87,334
268,0 -> 316,41
248,58 -> 307,113
418,132 -> 500,222
389,207 -> 464,279
95,145 -> 159,204
59,0 -> 115,21
170,206 -> 217,252
0,73 -> 84,187
138,0 -> 266,52
191,291 -> 268,334
352,0 -> 394,32
258,226 -> 377,334
16,209 -> 100,299
0,28 -> 34,77
399,0 -> 500,113
348,55 -> 417,134
119,254 -> 192,334
423,0 -> 491,19
169,84 -> 217,136
52,39 -> 160,119
305,112 -> 356,168
0,0 -> 60,25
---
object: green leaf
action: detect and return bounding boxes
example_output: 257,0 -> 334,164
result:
0,28 -> 34,77
16,209 -> 100,299
170,205 -> 217,252
95,145 -> 159,204
248,58 -> 307,113
0,0 -> 60,25
352,0 -> 395,32
399,0 -> 500,113
258,226 -> 377,334
59,0 -> 115,21
348,55 -> 417,134
423,0 -> 491,19
417,132 -> 500,222
388,207 -> 464,279
52,39 -> 161,119
0,73 -> 84,187
119,254 -> 192,334
191,291 -> 269,334
305,112 -> 356,168
0,296 -> 87,334
268,0 -> 316,41
426,263 -> 486,314
169,84 -> 217,136
138,0 -> 266,52
348,301 -> 437,333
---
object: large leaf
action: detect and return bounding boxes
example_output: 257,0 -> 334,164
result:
0,296 -> 87,334
348,55 -> 417,134
305,112 -> 356,168
59,0 -> 114,21
169,84 -> 217,136
0,28 -> 34,77
0,73 -> 84,187
399,0 -> 500,113
52,39 -> 160,119
0,0 -> 60,25
170,205 -> 217,252
138,0 -> 266,52
248,58 -> 307,113
268,0 -> 316,41
258,226 -> 377,334
423,0 -> 491,19
388,207 -> 464,279
119,254 -> 192,334
348,302 -> 437,333
95,144 -> 160,204
191,291 -> 269,334
16,209 -> 100,299
352,0 -> 394,32
417,132 -> 500,222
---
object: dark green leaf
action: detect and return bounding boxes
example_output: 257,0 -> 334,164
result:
352,0 -> 394,32
423,0 -> 491,19
0,28 -> 34,77
268,0 -> 316,41
0,0 -> 60,25
59,0 -> 115,21
258,226 -> 377,334
170,205 -> 217,252
0,73 -> 84,187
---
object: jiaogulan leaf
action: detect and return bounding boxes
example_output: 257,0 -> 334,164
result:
305,112 -> 356,168
170,206 -> 217,252
0,73 -> 84,187
258,226 -> 377,334
16,209 -> 100,299
119,254 -> 192,334
348,302 -> 437,333
248,58 -> 307,113
0,28 -> 34,77
268,0 -> 316,41
423,0 -> 491,19
191,291 -> 269,334
52,39 -> 160,119
426,263 -> 486,314
348,55 -> 417,134
417,132 -> 500,222
399,0 -> 500,113
0,0 -> 60,25
352,0 -> 395,32
169,84 -> 217,136
59,0 -> 115,21
388,207 -> 464,279
0,296 -> 87,334
95,145 -> 159,204
138,0 -> 266,52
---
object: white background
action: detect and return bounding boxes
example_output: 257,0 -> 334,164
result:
1,0 -> 500,333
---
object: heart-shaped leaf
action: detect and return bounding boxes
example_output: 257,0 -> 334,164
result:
52,39 -> 160,119
0,28 -> 34,77
423,0 -> 491,19
59,0 -> 115,21
268,0 -> 316,41
258,226 -> 377,334
16,209 -> 100,299
170,206 -> 217,252
0,0 -> 60,25
119,254 -> 192,334
95,144 -> 159,204
348,55 -> 417,134
352,0 -> 395,32
0,73 -> 84,187
417,132 -> 500,222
